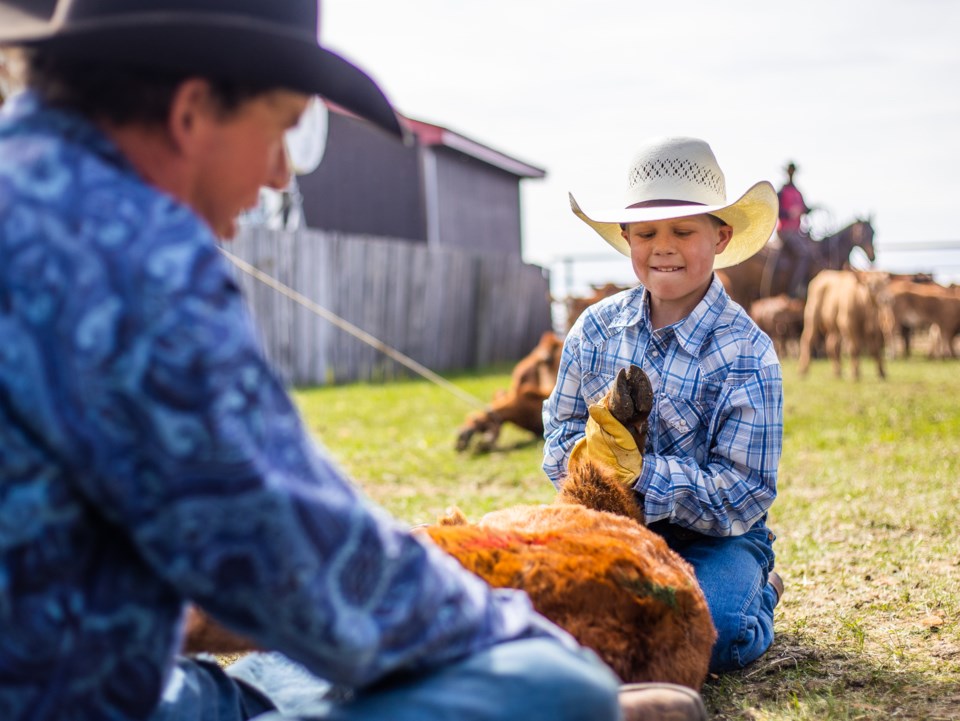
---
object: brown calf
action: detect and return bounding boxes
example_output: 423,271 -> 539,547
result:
565,282 -> 633,332
749,294 -> 805,359
798,270 -> 889,381
455,331 -> 563,453
424,461 -> 716,689
880,279 -> 960,359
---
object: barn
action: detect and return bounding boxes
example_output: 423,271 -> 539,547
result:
298,106 -> 545,256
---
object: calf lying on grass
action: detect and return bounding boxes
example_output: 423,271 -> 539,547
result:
455,331 -> 563,453
421,458 -> 716,689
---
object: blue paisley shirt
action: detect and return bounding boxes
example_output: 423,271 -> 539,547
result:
0,93 -> 556,721
543,278 -> 783,537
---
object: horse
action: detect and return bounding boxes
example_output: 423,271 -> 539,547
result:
716,218 -> 876,309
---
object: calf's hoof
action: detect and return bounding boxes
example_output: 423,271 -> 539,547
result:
607,365 -> 653,448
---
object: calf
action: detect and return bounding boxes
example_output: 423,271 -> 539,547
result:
749,294 -> 805,359
565,282 -> 633,332
880,279 -> 960,359
424,461 -> 716,689
455,331 -> 563,453
798,270 -> 889,380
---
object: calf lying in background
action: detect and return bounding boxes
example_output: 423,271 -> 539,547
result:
455,331 -> 563,453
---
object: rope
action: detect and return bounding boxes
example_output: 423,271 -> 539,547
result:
219,247 -> 487,409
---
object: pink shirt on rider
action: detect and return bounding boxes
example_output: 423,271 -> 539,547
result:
777,183 -> 808,233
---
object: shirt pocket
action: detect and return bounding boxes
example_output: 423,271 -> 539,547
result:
656,394 -> 708,463
579,342 -> 620,404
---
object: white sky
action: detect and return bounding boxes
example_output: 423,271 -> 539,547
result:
323,0 -> 960,290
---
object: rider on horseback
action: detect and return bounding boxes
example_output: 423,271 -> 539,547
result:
778,161 -> 816,299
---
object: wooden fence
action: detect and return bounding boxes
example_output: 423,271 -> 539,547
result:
223,227 -> 553,386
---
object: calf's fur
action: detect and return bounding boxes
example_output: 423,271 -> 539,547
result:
422,461 -> 717,690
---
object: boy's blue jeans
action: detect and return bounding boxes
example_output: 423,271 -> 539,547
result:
650,520 -> 778,672
150,636 -> 621,721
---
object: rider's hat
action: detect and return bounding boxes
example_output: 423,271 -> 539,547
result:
569,136 -> 778,269
0,0 -> 402,137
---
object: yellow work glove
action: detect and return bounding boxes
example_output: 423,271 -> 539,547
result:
568,402 -> 643,486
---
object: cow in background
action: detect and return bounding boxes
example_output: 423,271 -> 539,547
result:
881,273 -> 934,358
879,277 -> 960,359
749,295 -> 805,359
455,331 -> 563,453
565,283 -> 634,332
798,270 -> 890,381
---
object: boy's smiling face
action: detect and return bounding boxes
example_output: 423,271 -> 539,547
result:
621,214 -> 732,328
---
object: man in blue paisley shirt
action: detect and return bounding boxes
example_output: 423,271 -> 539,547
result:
0,2 -> 660,720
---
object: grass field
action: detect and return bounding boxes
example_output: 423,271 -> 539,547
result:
292,357 -> 960,721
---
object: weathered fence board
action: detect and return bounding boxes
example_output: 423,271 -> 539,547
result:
222,227 -> 553,386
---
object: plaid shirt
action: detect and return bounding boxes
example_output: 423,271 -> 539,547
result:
544,277 -> 783,537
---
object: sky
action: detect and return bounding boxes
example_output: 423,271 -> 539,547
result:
323,0 -> 960,294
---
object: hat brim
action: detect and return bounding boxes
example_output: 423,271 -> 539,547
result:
2,19 -> 404,138
569,180 -> 778,270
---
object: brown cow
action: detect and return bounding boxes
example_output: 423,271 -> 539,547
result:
749,294 -> 805,359
880,279 -> 960,359
798,270 -> 889,381
424,460 -> 716,689
565,282 -> 634,332
455,331 -> 563,453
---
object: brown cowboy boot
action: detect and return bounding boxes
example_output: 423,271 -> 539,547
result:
619,683 -> 709,721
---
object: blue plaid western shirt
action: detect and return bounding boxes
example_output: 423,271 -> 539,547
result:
543,277 -> 783,537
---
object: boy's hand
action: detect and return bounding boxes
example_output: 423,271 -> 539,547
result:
567,365 -> 652,486
568,403 -> 643,486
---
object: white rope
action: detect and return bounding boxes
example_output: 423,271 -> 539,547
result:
219,247 -> 487,409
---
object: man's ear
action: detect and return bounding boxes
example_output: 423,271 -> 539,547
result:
715,224 -> 733,254
167,78 -> 214,156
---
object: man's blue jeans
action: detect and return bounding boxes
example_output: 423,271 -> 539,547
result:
151,636 -> 622,721
651,520 -> 778,672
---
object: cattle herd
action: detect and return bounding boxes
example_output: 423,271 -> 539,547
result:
457,270 -> 958,453
560,271 -> 959,384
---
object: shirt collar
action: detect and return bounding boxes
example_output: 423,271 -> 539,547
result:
1,90 -> 136,175
610,275 -> 728,354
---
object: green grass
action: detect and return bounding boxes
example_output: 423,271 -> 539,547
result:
292,357 -> 960,721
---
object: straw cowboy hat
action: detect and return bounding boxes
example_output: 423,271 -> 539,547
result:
570,137 -> 778,269
0,0 -> 402,137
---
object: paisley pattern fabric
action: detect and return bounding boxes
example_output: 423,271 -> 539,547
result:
0,93 -> 551,721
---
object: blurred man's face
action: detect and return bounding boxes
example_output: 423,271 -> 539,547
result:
189,88 -> 309,238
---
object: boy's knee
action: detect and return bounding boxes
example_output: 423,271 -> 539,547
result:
707,589 -> 777,672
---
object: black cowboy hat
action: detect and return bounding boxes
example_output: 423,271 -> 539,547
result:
0,0 -> 403,138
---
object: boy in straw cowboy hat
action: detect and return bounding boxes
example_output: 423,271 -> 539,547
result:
0,2 -> 677,720
544,137 -> 785,673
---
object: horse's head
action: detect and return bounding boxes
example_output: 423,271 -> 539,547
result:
852,218 -> 876,262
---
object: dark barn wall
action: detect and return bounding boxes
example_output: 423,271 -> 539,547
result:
298,113 -> 426,241
432,147 -> 523,257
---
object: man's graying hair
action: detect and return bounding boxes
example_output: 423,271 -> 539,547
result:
16,48 -> 273,125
